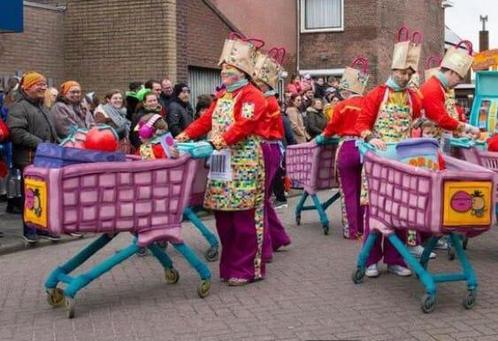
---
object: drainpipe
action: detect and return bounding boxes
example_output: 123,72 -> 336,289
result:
296,0 -> 300,75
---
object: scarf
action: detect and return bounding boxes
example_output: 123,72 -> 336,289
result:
264,90 -> 277,97
102,104 -> 131,134
386,76 -> 406,92
436,71 -> 449,89
226,78 -> 249,93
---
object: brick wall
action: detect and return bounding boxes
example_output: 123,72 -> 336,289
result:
0,4 -> 65,86
299,0 -> 444,87
176,0 -> 232,83
62,0 -> 176,96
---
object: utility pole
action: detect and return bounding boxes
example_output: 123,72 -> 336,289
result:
479,15 -> 489,52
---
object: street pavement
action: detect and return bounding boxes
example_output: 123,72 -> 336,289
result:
1,191 -> 498,341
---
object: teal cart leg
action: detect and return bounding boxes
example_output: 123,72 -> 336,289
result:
311,194 -> 329,235
387,233 -> 437,313
322,191 -> 341,211
450,233 -> 478,309
295,192 -> 308,226
45,233 -> 114,291
420,236 -> 439,270
172,242 -> 211,298
148,243 -> 180,285
183,207 -> 219,262
352,231 -> 378,284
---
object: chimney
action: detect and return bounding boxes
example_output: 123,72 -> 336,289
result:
479,15 -> 489,52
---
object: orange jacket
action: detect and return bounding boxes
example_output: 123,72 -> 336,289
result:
419,76 -> 460,131
258,95 -> 284,140
323,96 -> 363,137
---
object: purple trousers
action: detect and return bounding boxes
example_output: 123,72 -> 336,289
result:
215,210 -> 266,281
261,142 -> 291,262
336,140 -> 364,239
364,206 -> 407,267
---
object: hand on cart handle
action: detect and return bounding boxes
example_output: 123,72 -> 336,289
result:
368,138 -> 387,150
175,132 -> 190,143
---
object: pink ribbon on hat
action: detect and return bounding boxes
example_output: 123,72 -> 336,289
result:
228,32 -> 265,49
268,47 -> 287,65
455,40 -> 474,55
351,56 -> 369,74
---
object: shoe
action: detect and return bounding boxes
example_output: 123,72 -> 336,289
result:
137,247 -> 149,257
40,234 -> 61,242
409,245 -> 436,259
69,232 -> 83,238
435,238 -> 449,250
23,234 -> 39,243
388,265 -> 412,277
365,263 -> 380,278
274,200 -> 288,209
227,278 -> 249,286
0,231 -> 3,238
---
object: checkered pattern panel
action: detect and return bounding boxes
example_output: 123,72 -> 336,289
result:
315,143 -> 339,190
286,142 -> 314,189
365,154 -> 433,232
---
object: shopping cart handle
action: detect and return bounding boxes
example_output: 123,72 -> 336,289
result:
355,140 -> 376,156
447,137 -> 475,149
176,141 -> 213,159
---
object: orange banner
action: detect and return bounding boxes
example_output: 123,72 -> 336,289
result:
472,49 -> 498,71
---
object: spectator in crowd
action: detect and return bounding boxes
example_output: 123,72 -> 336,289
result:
323,88 -> 342,121
51,81 -> 94,140
81,91 -> 99,118
2,76 -> 21,110
300,88 -> 315,112
166,83 -> 194,137
144,79 -> 162,98
314,77 -> 327,98
160,78 -> 174,109
286,93 -> 309,144
301,73 -> 314,93
125,81 -> 143,120
305,97 -> 327,139
286,74 -> 302,95
327,76 -> 340,88
94,89 -> 131,153
7,72 -> 58,243
129,90 -> 163,149
44,87 -> 58,109
195,94 -> 213,119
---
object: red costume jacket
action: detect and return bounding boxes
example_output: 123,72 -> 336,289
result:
323,96 -> 363,137
259,95 -> 284,140
419,76 -> 460,131
184,83 -> 267,145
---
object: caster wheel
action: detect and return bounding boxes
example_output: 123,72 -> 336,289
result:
197,280 -> 210,298
463,237 -> 469,250
447,248 -> 455,261
296,216 -> 301,225
205,246 -> 219,262
46,288 -> 65,307
165,268 -> 179,284
323,225 -> 329,235
65,297 -> 75,319
463,290 -> 477,310
351,268 -> 365,284
421,294 -> 436,314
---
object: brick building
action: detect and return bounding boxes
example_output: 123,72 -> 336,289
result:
1,0 -> 448,96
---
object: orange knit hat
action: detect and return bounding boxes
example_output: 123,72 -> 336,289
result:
20,72 -> 46,91
60,81 -> 81,96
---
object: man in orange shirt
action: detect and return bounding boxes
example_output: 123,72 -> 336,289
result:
319,57 -> 369,240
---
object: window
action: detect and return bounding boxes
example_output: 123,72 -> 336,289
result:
300,0 -> 344,33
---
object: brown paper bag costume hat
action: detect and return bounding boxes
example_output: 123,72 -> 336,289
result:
339,56 -> 369,95
218,32 -> 265,76
391,26 -> 423,72
441,40 -> 474,78
424,55 -> 443,81
253,47 -> 286,90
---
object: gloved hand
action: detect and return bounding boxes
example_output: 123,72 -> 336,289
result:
315,134 -> 325,145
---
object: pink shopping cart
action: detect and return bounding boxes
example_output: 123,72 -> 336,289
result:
24,154 -> 211,318
285,138 -> 341,234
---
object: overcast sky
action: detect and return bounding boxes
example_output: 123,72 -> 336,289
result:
445,0 -> 498,49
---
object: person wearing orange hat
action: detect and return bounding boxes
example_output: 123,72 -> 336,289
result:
50,80 -> 94,139
7,71 -> 58,244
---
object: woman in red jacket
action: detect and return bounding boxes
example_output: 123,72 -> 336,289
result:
319,57 -> 369,240
176,34 -> 268,286
253,47 -> 291,262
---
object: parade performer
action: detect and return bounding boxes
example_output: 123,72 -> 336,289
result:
355,27 -> 462,277
420,40 -> 479,141
176,33 -> 268,286
253,47 -> 292,262
319,57 -> 369,240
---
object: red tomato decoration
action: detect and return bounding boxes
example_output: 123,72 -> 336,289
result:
84,127 -> 118,152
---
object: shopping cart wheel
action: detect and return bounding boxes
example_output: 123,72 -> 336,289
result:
351,268 -> 365,284
463,237 -> 469,250
205,246 -> 219,262
447,247 -> 455,261
65,297 -> 75,319
421,294 -> 436,313
463,290 -> 477,310
165,268 -> 180,284
197,280 -> 210,298
323,225 -> 329,235
46,288 -> 65,307
296,216 -> 301,225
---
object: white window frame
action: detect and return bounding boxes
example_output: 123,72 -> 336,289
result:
300,0 -> 344,33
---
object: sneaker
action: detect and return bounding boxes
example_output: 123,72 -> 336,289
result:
388,265 -> 412,277
409,245 -> 436,259
227,278 -> 249,286
69,232 -> 83,238
40,234 -> 61,242
435,238 -> 449,250
23,234 -> 39,243
365,263 -> 380,278
274,200 -> 288,209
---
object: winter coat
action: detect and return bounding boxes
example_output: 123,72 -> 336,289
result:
166,99 -> 194,137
